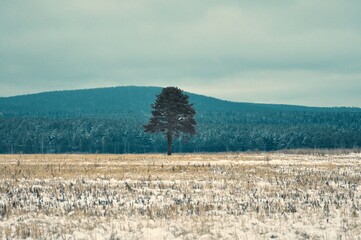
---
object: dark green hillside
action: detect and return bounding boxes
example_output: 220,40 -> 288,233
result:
0,86 -> 360,153
1,86 -> 358,118
0,86 -> 160,118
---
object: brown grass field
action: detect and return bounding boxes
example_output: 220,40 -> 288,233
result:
0,153 -> 361,239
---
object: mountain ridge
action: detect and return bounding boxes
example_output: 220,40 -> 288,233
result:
0,86 -> 360,118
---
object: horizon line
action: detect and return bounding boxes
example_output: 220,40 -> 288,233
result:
0,85 -> 360,109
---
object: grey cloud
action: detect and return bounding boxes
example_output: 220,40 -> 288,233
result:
0,0 -> 360,106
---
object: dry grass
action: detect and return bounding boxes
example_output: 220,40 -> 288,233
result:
0,153 -> 361,239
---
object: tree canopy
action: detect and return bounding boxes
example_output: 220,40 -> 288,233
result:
144,87 -> 196,155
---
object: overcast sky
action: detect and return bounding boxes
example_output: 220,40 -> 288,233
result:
1,0 -> 360,107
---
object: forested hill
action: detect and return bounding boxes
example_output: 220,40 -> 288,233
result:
1,86 -> 361,154
0,86 -> 359,118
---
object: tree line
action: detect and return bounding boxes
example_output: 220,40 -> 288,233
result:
1,110 -> 360,154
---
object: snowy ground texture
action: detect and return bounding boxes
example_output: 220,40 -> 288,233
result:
0,152 -> 361,239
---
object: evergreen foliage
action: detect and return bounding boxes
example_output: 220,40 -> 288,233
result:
0,86 -> 360,154
144,87 -> 196,155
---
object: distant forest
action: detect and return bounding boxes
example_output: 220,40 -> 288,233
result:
0,87 -> 360,154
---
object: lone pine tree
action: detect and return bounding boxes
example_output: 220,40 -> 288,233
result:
144,87 -> 196,155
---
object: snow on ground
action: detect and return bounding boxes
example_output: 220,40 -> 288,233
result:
0,153 -> 360,239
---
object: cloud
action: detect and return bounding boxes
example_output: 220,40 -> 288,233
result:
0,0 -> 360,106
180,70 -> 361,107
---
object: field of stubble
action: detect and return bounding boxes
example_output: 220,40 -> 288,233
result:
0,153 -> 361,239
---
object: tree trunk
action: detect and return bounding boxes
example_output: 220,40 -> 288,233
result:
167,131 -> 173,156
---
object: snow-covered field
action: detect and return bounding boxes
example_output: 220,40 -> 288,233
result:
0,153 -> 361,239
